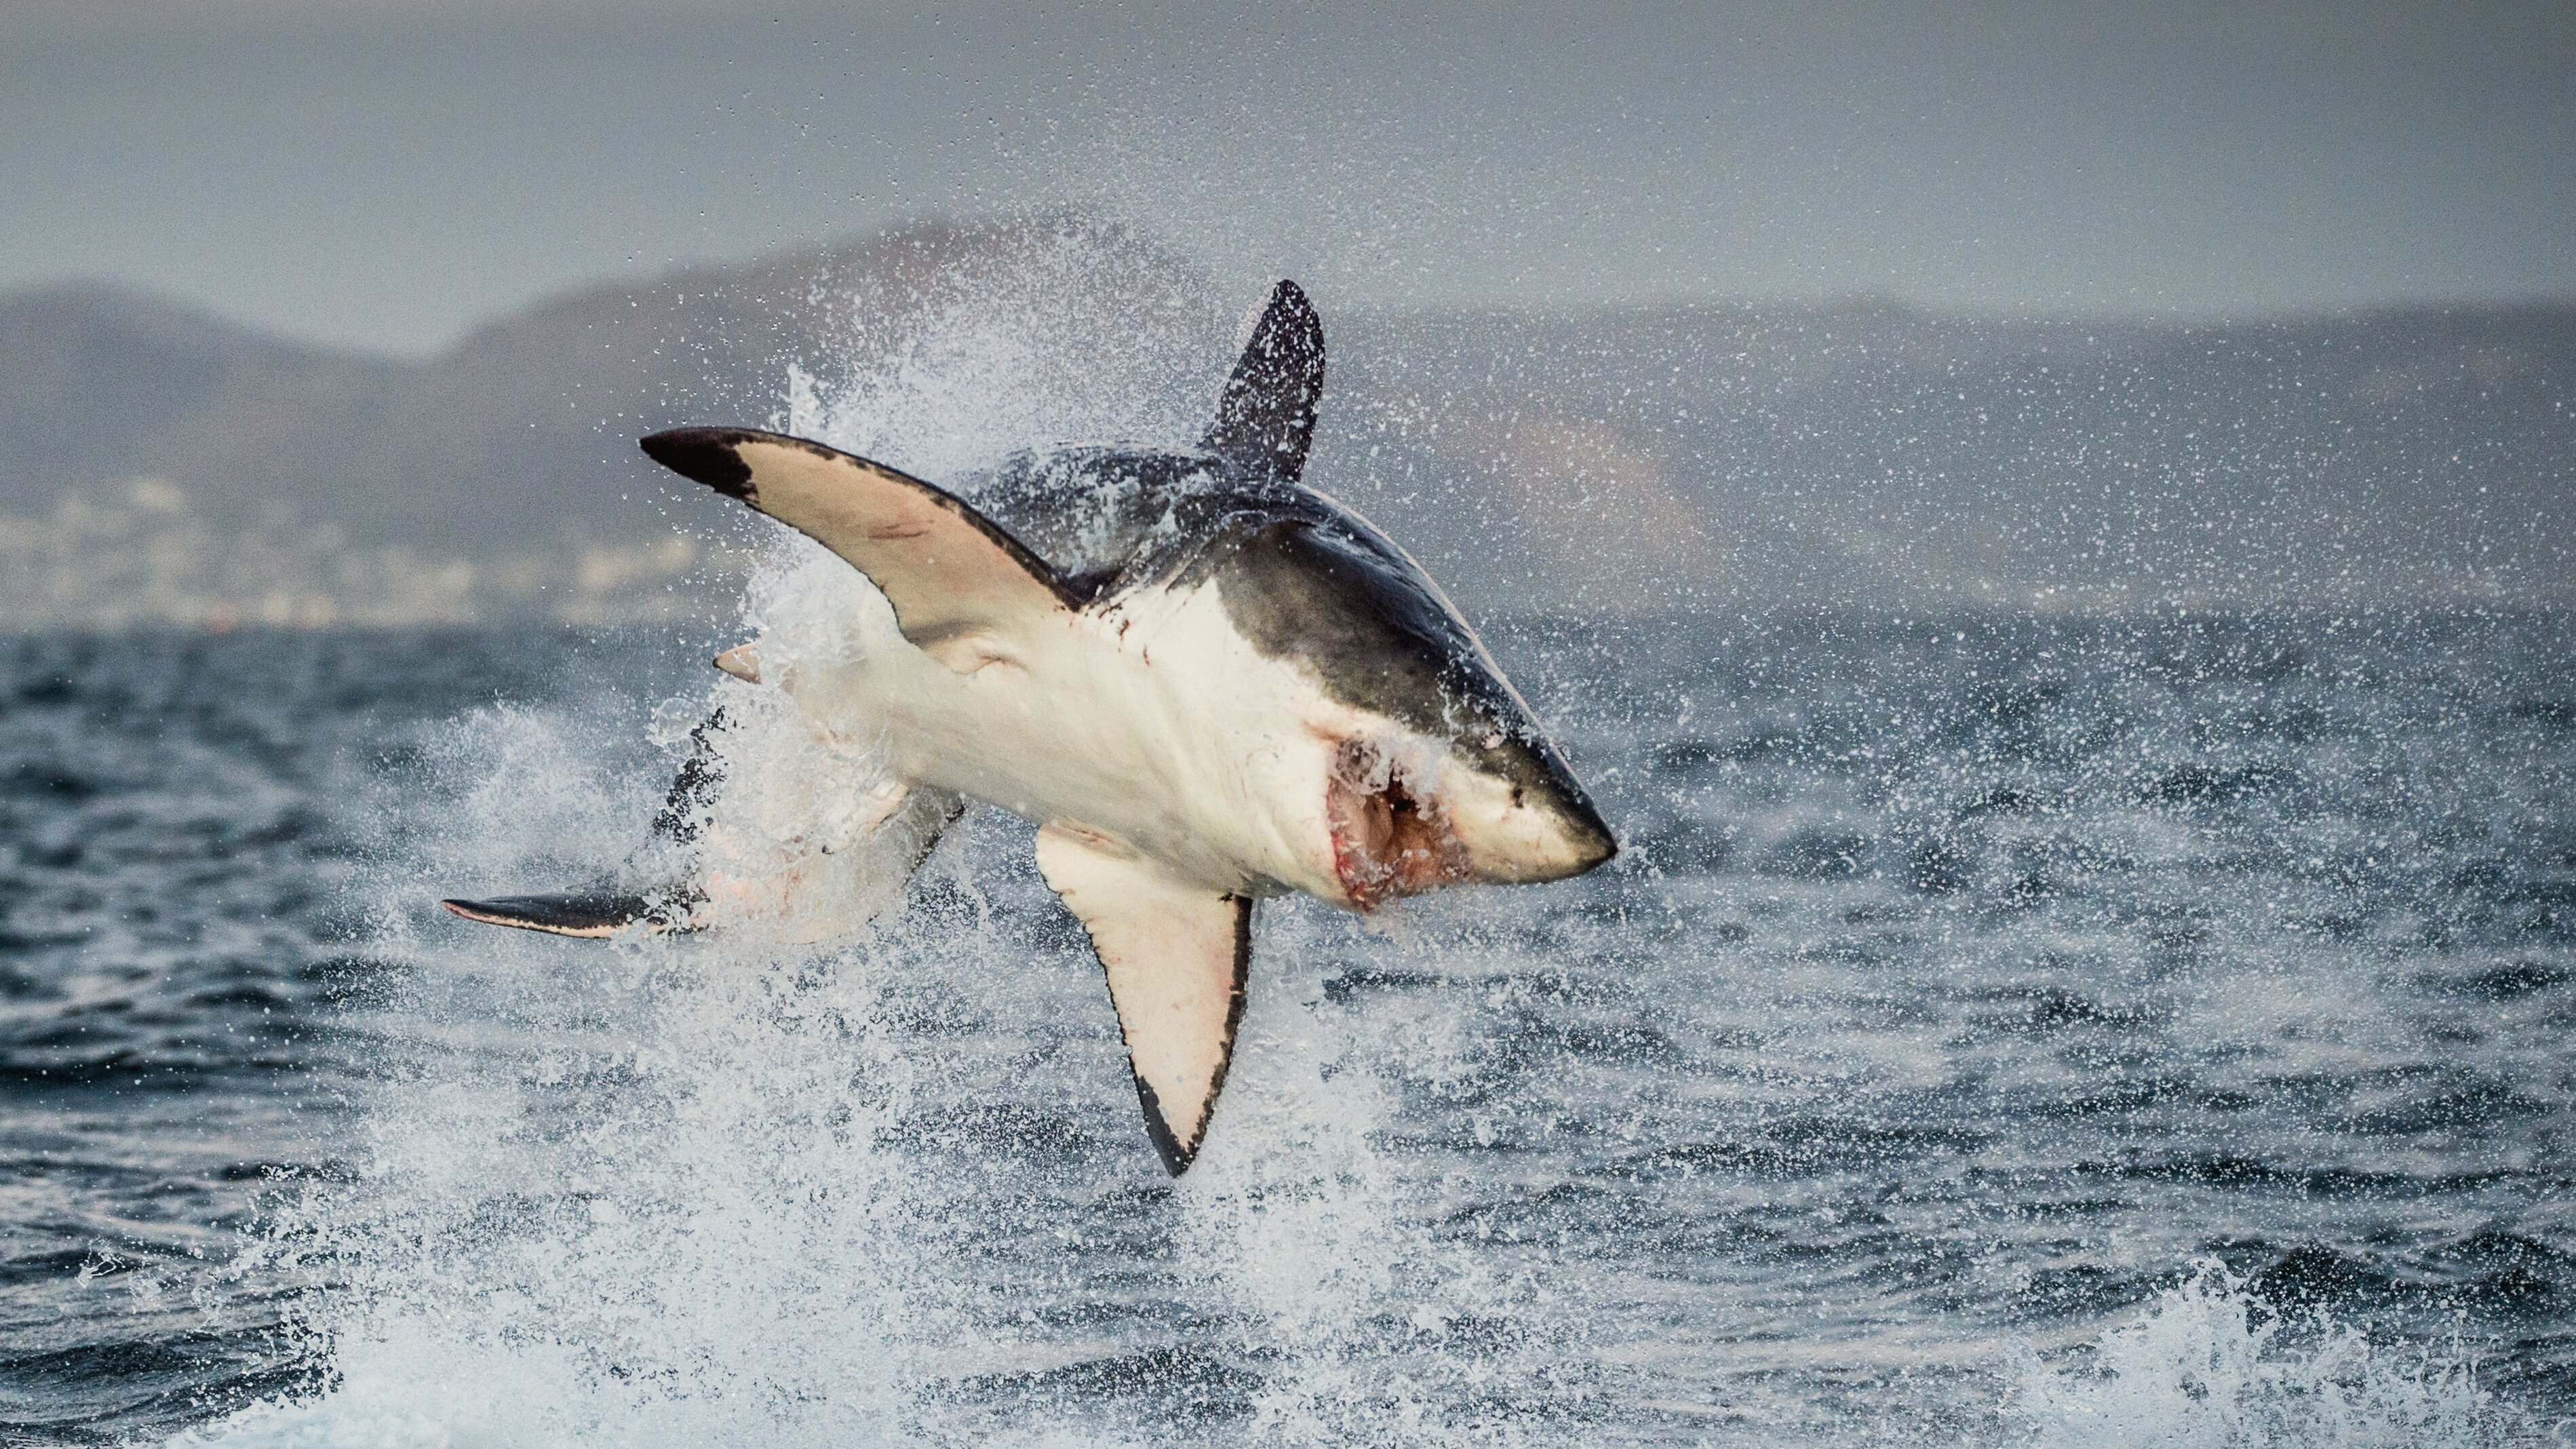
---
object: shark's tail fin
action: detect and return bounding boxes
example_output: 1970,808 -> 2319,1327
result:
648,706 -> 733,843
440,889 -> 696,938
440,703 -> 960,944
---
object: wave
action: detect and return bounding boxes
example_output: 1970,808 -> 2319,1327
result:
2006,1263 -> 2522,1449
137,244 -> 2563,1448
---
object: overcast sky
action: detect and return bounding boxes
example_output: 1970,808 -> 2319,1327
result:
6,0 -> 2571,355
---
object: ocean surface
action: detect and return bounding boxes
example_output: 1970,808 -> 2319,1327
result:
2,608 -> 2571,1447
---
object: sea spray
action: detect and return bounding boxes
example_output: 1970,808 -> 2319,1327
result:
1179,905 -> 1424,1444
195,695 -> 942,1443
775,217 -> 1227,479
123,249 -> 2569,1445
2004,1262 -> 2518,1448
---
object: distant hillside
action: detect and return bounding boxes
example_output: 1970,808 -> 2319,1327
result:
3,218 -> 2569,626
1331,303 -> 2576,612
0,219 -> 1224,625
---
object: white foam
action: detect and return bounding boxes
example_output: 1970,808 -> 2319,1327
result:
167,245 -> 2545,1449
2004,1262 -> 2522,1449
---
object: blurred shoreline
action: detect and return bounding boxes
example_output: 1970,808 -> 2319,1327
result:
0,476 -> 747,630
5,218 -> 2569,630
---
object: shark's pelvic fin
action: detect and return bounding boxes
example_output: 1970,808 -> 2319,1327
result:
1034,824 -> 1252,1176
1202,279 -> 1325,483
640,428 -> 1074,664
728,778 -> 963,944
711,644 -> 760,682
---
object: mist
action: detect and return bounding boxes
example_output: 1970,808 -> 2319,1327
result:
6,0 -> 2572,355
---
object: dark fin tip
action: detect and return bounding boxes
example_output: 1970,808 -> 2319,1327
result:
441,891 -> 663,938
641,427 -> 756,501
1132,1075 -> 1198,1176
1134,897 -> 1252,1178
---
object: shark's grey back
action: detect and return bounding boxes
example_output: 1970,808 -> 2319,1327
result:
968,446 -> 1222,600
965,277 -> 1328,599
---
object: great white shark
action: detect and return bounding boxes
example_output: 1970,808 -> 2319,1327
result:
444,282 -> 1617,1174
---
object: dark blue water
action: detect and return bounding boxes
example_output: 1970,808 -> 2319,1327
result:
1,611 -> 2569,1446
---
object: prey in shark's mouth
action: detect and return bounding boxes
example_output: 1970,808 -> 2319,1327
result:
442,281 -> 1616,1174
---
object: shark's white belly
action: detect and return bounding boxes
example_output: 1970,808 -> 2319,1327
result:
789,575 -> 1350,900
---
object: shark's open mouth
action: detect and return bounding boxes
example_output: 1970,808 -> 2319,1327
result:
1325,739 -> 1469,910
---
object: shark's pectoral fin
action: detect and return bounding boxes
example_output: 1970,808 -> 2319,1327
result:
641,427 -> 1072,663
1034,824 -> 1252,1176
440,890 -> 697,938
1202,279 -> 1324,483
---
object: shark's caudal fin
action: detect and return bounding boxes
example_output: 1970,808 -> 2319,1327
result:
1034,825 -> 1252,1176
1201,279 -> 1324,484
440,890 -> 686,938
641,428 -> 1072,670
442,710 -> 960,944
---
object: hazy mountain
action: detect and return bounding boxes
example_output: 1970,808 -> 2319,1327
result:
1331,303 -> 2576,613
3,220 -> 2569,627
0,220 -> 1224,625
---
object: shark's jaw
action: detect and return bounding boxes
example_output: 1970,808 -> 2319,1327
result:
1324,738 -> 1471,910
1316,732 -> 1616,913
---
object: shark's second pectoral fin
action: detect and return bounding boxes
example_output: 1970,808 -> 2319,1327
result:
641,427 -> 1072,664
1034,824 -> 1252,1176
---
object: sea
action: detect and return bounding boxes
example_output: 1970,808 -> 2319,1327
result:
1,599 -> 2569,1447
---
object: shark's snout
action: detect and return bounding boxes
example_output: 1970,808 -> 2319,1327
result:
1517,784 -> 1618,881
1446,741 -> 1617,887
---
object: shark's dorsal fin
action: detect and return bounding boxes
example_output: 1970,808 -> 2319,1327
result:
643,428 -> 1074,652
1201,280 -> 1324,483
1034,824 -> 1251,1176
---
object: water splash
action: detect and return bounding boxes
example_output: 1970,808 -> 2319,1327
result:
775,215 -> 1230,480
1177,904 -> 1537,1446
2005,1263 -> 2520,1449
145,248 -> 2564,1448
